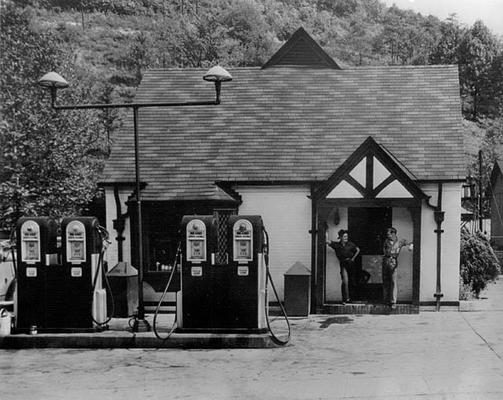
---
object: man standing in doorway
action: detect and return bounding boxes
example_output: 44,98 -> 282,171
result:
327,229 -> 360,305
382,227 -> 411,309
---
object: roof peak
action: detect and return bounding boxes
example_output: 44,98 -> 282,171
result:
262,27 -> 340,70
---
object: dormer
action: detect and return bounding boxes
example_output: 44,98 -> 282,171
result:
262,27 -> 341,69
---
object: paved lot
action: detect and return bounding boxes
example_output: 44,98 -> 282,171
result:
2,277 -> 503,400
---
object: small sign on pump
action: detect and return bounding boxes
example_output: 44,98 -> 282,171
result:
233,219 -> 253,262
186,219 -> 207,263
20,221 -> 41,264
66,220 -> 86,263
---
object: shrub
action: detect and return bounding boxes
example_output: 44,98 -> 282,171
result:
459,276 -> 475,300
460,229 -> 501,298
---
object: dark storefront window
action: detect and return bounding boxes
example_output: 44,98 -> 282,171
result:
142,204 -> 237,274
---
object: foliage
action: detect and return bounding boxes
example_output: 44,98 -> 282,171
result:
460,229 -> 501,298
458,21 -> 501,119
372,6 -> 441,65
428,14 -> 464,65
459,276 -> 475,301
2,0 -> 503,230
0,4 -> 113,230
463,117 -> 503,216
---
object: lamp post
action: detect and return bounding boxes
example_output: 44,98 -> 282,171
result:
37,66 -> 232,332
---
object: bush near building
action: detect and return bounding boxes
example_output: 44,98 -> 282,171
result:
460,229 -> 501,298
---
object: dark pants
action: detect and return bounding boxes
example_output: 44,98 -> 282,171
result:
340,260 -> 353,302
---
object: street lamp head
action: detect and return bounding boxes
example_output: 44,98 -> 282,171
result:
203,66 -> 232,104
37,72 -> 69,89
38,72 -> 69,108
203,65 -> 233,82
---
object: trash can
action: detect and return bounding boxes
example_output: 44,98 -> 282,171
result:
0,308 -> 12,336
106,262 -> 138,318
284,261 -> 311,317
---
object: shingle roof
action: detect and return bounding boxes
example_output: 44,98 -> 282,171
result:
101,64 -> 465,201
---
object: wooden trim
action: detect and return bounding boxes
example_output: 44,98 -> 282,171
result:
373,150 -> 425,200
411,206 -> 422,306
315,214 -> 327,310
310,184 -> 318,314
313,136 -> 428,202
320,198 -> 422,208
218,180 -> 319,186
344,176 -> 367,197
370,175 -> 396,198
313,138 -> 371,200
416,179 -> 465,184
139,200 -> 240,208
99,181 -> 147,189
366,155 -> 373,191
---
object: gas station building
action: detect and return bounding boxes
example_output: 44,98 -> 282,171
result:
100,28 -> 465,313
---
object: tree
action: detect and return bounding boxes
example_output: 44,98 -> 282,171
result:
0,4 -> 109,230
123,32 -> 154,83
372,6 -> 425,65
219,0 -> 274,66
479,54 -> 503,117
428,14 -> 464,65
463,117 -> 503,220
458,20 -> 500,120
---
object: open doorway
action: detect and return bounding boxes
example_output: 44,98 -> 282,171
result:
348,207 -> 391,302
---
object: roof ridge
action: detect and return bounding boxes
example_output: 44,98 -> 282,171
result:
144,67 -> 261,72
344,64 -> 458,70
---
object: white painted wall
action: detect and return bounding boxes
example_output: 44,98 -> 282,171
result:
104,187 -> 132,270
102,181 -> 462,306
235,186 -> 312,300
420,182 -> 461,302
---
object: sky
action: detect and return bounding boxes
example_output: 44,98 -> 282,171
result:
382,0 -> 503,37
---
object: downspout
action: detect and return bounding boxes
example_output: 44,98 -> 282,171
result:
113,186 -> 127,262
433,183 -> 445,311
309,184 -> 317,314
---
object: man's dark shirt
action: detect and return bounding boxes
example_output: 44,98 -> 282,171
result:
328,241 -> 358,262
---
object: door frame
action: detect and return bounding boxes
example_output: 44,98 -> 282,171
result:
313,198 -> 421,312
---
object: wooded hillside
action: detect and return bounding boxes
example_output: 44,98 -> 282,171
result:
1,0 -> 502,223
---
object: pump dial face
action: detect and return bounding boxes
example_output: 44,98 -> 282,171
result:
186,219 -> 206,262
21,221 -> 41,262
66,220 -> 86,263
233,219 -> 253,261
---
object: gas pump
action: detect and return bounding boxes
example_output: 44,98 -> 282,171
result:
15,217 -> 58,332
58,217 -> 107,330
155,214 -> 290,344
226,216 -> 267,331
176,215 -> 266,332
176,216 -> 216,330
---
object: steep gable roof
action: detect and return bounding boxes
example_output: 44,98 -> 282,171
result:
101,64 -> 465,202
262,27 -> 340,69
314,136 -> 427,201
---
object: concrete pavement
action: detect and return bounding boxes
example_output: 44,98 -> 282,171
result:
1,276 -> 502,399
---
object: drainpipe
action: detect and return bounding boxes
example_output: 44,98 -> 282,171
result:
433,183 -> 445,311
309,184 -> 317,314
112,186 -> 127,262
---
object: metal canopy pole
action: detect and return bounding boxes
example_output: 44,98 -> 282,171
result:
38,67 -> 232,332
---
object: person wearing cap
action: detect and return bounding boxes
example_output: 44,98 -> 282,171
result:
327,229 -> 360,305
382,227 -> 412,309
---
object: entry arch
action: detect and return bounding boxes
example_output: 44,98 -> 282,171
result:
312,137 -> 425,312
